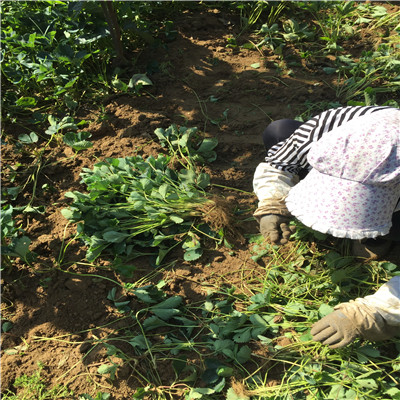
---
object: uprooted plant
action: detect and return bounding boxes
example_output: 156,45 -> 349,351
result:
62,125 -> 237,267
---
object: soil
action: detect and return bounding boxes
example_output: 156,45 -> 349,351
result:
2,7 -> 399,400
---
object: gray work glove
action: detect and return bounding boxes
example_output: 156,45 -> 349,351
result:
310,310 -> 358,348
259,214 -> 295,245
311,302 -> 398,349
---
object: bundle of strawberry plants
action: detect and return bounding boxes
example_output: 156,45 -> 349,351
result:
62,153 -> 233,265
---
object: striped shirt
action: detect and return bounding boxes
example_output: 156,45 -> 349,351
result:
265,105 -> 394,174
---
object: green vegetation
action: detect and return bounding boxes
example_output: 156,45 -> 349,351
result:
62,125 -> 223,267
1,1 -> 400,399
2,363 -> 72,400
58,240 -> 400,399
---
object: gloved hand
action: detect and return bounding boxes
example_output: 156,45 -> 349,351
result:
311,301 -> 398,349
310,310 -> 359,348
259,214 -> 295,245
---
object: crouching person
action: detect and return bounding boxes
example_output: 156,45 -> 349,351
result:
253,106 -> 400,348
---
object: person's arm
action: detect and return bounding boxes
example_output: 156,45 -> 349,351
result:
311,276 -> 400,348
253,163 -> 299,219
356,276 -> 400,326
253,116 -> 319,218
252,118 -> 318,243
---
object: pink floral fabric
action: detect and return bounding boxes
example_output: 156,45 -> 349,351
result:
286,109 -> 400,239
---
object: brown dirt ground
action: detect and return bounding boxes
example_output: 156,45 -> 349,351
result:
2,7 -> 400,400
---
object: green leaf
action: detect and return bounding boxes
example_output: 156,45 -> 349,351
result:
330,269 -> 348,283
233,327 -> 252,343
355,378 -> 378,390
356,346 -> 380,363
154,295 -> 182,309
65,93 -> 78,110
197,138 -> 218,153
385,387 -> 400,399
97,364 -> 117,379
172,358 -> 187,376
16,96 -> 37,107
153,128 -> 168,145
103,231 -> 131,243
202,359 -> 224,384
2,236 -> 31,258
170,215 -> 184,224
187,388 -> 215,398
236,345 -> 252,363
299,331 -> 312,342
155,246 -> 173,265
324,252 -> 354,268
63,131 -> 93,151
59,116 -> 77,131
150,296 -> 182,320
183,248 -> 203,261
18,132 -> 39,144
152,307 -> 180,320
23,205 -> 46,214
381,262 -> 398,272
214,339 -> 234,352
2,321 -> 13,332
129,335 -> 149,350
318,304 -> 334,318
323,67 -> 337,75
143,316 -> 168,331
249,314 -> 269,328
129,74 -> 153,87
213,377 -> 226,392
158,183 -> 170,198
112,77 -> 128,92
134,285 -> 165,304
226,387 -> 250,400
196,173 -> 210,188
248,290 -> 271,310
251,63 -> 260,69
217,366 -> 233,377
4,186 -> 21,200
61,208 -> 81,221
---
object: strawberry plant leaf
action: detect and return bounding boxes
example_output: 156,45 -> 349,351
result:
63,131 -> 93,151
97,364 -> 117,380
227,388 -> 250,400
129,73 -> 153,87
232,327 -> 252,343
143,316 -> 169,331
183,248 -> 203,261
103,231 -> 131,243
129,335 -> 150,351
16,96 -> 37,107
2,236 -> 31,258
18,132 -> 38,144
217,366 -> 233,377
236,345 -> 252,363
155,296 -> 183,309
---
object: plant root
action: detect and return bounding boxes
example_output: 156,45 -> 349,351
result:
197,196 -> 245,244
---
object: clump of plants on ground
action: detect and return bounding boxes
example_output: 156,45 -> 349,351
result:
62,124 -> 228,268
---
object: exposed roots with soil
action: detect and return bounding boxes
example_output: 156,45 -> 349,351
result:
198,196 -> 245,244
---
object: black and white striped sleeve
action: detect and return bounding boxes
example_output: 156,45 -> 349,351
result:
264,105 -> 392,174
